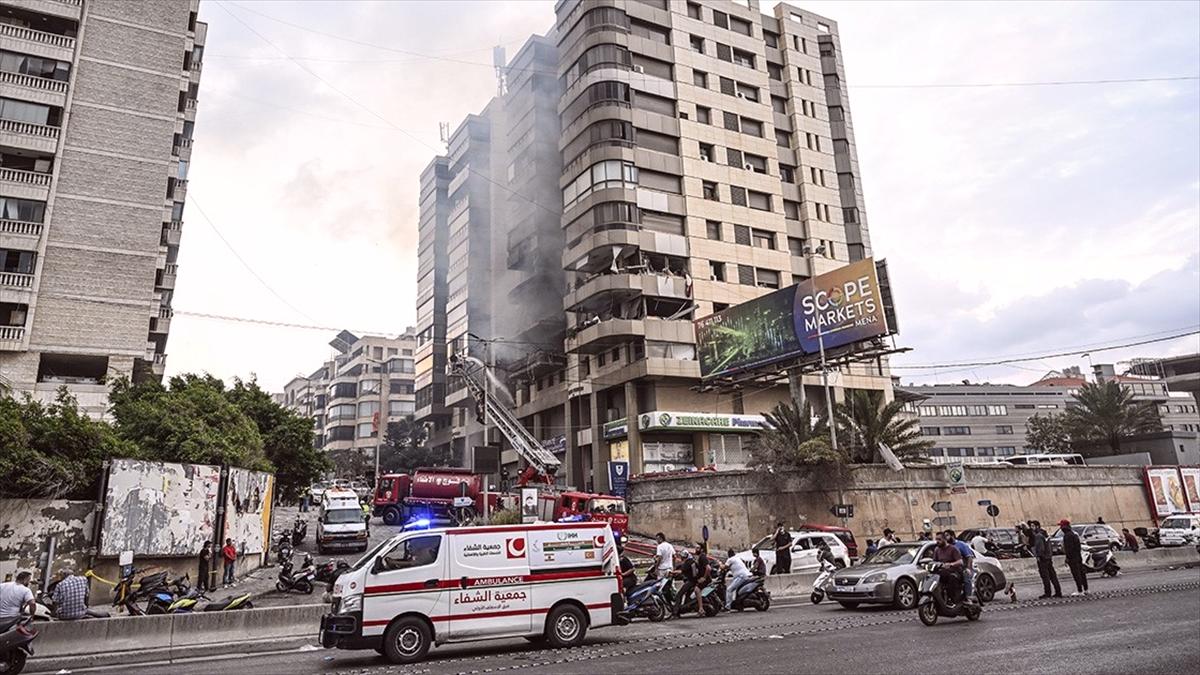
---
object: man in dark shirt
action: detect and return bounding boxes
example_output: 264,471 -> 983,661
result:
931,532 -> 964,602
674,544 -> 710,617
749,547 -> 768,577
772,522 -> 791,575
1031,521 -> 1062,599
1060,519 -> 1088,595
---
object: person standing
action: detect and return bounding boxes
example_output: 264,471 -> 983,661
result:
772,522 -> 792,575
198,542 -> 213,592
1060,519 -> 1088,596
878,528 -> 898,547
652,532 -> 677,608
0,571 -> 35,627
864,539 -> 878,558
1121,528 -> 1139,553
221,538 -> 238,587
1031,521 -> 1062,599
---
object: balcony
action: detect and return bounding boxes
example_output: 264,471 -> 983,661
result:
0,219 -> 42,249
0,22 -> 75,57
151,307 -> 172,333
564,272 -> 691,312
1,0 -> 82,21
0,70 -> 68,106
151,352 -> 167,374
0,166 -> 51,199
0,118 -> 59,154
0,272 -> 34,289
161,220 -> 182,246
157,263 -> 177,290
0,324 -> 24,350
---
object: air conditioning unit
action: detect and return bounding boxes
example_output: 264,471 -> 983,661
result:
736,92 -> 746,99
745,163 -> 754,171
633,65 -> 645,74
700,152 -> 710,162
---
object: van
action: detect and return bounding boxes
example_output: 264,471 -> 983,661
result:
318,488 -> 369,554
320,521 -> 624,664
1157,514 -> 1200,546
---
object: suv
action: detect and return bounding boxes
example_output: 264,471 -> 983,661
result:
804,524 -> 859,559
1050,523 -> 1122,554
739,531 -> 851,573
957,527 -> 1029,558
1156,514 -> 1200,546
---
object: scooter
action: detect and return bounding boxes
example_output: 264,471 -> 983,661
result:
276,554 -> 316,594
275,531 -> 293,565
724,574 -> 770,612
202,593 -> 253,611
1081,545 -> 1120,577
112,569 -> 169,616
292,517 -> 308,544
620,573 -> 670,622
0,615 -> 38,675
811,560 -> 837,604
313,558 -> 351,588
147,575 -> 192,615
916,562 -> 981,626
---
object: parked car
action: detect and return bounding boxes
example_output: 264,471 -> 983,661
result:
957,527 -> 1030,558
740,531 -> 852,574
1050,523 -> 1122,554
827,542 -> 1007,610
804,524 -> 859,559
1156,514 -> 1200,546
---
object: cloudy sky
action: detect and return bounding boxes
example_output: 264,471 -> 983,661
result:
168,0 -> 1200,392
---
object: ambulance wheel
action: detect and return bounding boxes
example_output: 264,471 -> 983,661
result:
545,604 -> 587,648
383,617 -> 431,664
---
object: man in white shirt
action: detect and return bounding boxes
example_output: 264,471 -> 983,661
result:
722,550 -> 754,609
970,532 -> 991,556
652,532 -> 677,608
878,528 -> 898,547
0,571 -> 35,628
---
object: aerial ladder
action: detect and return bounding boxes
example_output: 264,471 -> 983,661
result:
449,353 -> 561,487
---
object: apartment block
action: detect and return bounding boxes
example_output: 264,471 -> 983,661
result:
416,2 -> 894,491
280,328 -> 418,456
0,0 -> 203,415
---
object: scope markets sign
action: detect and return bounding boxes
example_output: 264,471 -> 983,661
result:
638,411 -> 767,433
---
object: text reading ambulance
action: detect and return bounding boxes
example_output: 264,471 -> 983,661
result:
320,521 -> 625,664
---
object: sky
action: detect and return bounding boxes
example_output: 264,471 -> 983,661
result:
167,0 -> 1200,392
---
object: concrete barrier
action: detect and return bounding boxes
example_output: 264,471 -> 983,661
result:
763,546 -> 1200,599
27,604 -> 325,673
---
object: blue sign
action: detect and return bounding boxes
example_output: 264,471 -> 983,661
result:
608,461 -> 629,498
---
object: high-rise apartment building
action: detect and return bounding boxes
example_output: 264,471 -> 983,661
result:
418,2 -> 893,491
0,0 -> 204,415
280,328 -> 418,457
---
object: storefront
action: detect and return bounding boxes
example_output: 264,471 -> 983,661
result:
603,411 -> 768,474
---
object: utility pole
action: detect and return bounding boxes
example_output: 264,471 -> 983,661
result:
805,245 -> 838,452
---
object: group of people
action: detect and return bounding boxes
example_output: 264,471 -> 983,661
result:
643,532 -> 766,617
0,567 -> 104,623
197,538 -> 241,590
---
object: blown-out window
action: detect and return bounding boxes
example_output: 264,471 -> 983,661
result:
562,160 -> 638,210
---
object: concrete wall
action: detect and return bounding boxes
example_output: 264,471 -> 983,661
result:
0,500 -> 95,582
628,465 -> 1155,551
99,459 -> 220,557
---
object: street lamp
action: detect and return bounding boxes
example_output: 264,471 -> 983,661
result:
363,355 -> 391,485
803,244 -> 838,452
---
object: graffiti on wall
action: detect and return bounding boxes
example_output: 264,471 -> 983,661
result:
0,500 -> 95,581
99,459 -> 220,556
223,468 -> 273,554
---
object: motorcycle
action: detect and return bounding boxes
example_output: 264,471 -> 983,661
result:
276,555 -> 316,594
147,575 -> 192,615
0,615 -> 38,675
112,569 -> 169,616
275,531 -> 293,566
620,573 -> 670,622
1081,545 -> 1120,577
313,558 -> 351,589
810,560 -> 837,604
202,592 -> 253,611
292,517 -> 308,544
1133,527 -> 1160,549
917,562 -> 981,626
723,573 -> 770,612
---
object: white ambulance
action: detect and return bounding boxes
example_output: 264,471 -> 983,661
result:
320,521 -> 625,664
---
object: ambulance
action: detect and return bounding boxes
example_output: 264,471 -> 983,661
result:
319,521 -> 626,664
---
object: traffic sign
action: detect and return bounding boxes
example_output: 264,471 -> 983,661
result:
931,500 -> 953,512
702,525 -> 710,542
977,499 -> 992,507
830,504 -> 854,518
986,504 -> 1000,518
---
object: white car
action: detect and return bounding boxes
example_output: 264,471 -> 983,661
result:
1157,514 -> 1200,546
737,531 -> 851,574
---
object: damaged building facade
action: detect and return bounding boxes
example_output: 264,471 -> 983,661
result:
416,1 -> 893,491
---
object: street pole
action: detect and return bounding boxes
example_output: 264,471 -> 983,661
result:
806,245 -> 838,452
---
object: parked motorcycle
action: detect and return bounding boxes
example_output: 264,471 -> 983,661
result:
276,555 -> 316,594
313,558 -> 351,589
722,573 -> 770,612
1081,545 -> 1120,577
275,531 -> 293,565
147,575 -> 192,615
811,560 -> 837,604
620,574 -> 669,622
0,615 -> 38,675
1134,527 -> 1160,549
112,569 -> 169,616
917,562 -> 981,626
292,517 -> 308,544
202,593 -> 253,611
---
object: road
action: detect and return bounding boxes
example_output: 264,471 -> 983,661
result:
93,567 -> 1199,675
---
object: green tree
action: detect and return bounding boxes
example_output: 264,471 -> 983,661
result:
379,419 -> 447,474
835,389 -> 933,465
749,399 -> 843,470
225,377 -> 329,501
1025,413 -> 1075,454
108,375 -> 270,471
1064,380 -> 1162,454
0,389 -> 137,499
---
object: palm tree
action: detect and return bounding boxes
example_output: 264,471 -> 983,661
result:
834,390 -> 933,465
1064,380 -> 1161,454
750,400 -> 842,469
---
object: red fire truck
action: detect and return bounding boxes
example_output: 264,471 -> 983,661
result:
373,467 -> 506,526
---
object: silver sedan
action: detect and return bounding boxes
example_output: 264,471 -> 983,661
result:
827,542 -> 1007,610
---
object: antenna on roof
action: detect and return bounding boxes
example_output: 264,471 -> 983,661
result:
438,122 -> 450,151
493,45 -> 507,96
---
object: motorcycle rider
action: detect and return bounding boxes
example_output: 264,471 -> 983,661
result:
816,539 -> 839,569
652,532 -> 677,608
674,545 -> 709,617
721,550 -> 754,610
749,547 -> 767,578
617,541 -> 637,594
931,532 -> 965,603
944,530 -> 976,603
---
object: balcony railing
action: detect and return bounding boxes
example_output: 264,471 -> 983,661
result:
0,23 -> 75,50
0,167 -> 52,187
0,118 -> 59,139
0,325 -> 24,342
158,308 -> 173,319
0,272 -> 34,288
0,70 -> 68,94
152,353 -> 167,366
163,263 -> 178,275
185,98 -> 197,110
0,220 -> 42,237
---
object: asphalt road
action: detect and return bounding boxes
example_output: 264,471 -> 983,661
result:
93,567 -> 1199,675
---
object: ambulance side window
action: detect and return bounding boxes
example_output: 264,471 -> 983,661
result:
378,535 -> 441,572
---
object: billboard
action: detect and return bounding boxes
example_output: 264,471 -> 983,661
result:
1143,466 -> 1189,519
100,459 -> 220,557
695,258 -> 892,378
223,468 -> 274,554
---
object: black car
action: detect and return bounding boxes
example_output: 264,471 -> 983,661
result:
956,527 -> 1030,558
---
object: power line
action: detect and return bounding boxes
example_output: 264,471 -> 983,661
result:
891,331 -> 1200,371
854,76 -> 1199,89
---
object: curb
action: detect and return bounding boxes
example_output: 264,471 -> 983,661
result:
27,636 -> 318,673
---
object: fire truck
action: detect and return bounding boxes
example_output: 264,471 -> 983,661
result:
372,467 -> 506,526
